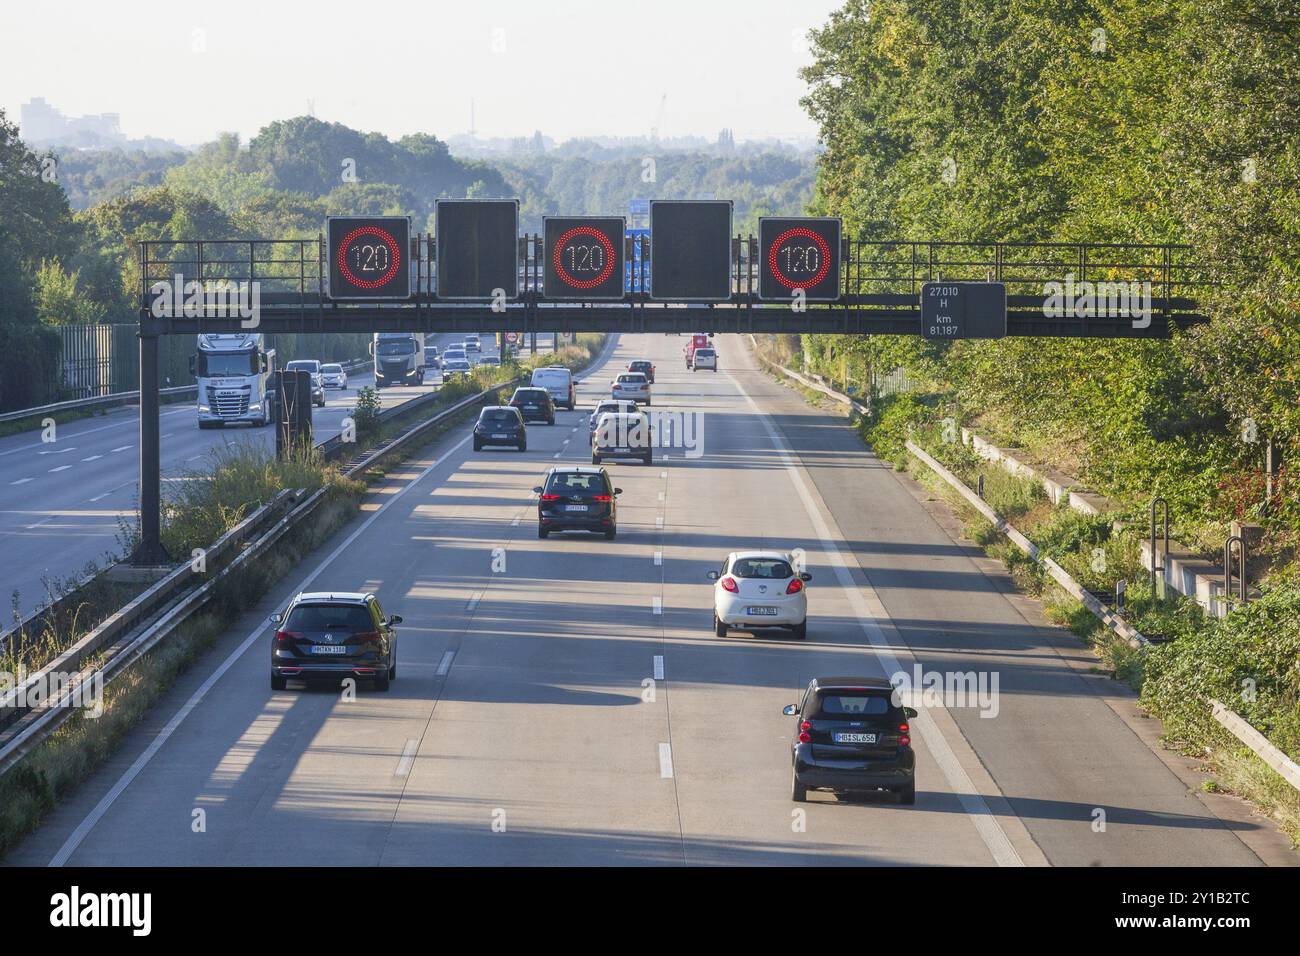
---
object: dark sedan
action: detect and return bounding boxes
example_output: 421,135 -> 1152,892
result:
510,386 -> 556,425
785,676 -> 917,804
474,405 -> 527,451
271,591 -> 400,691
534,466 -> 621,539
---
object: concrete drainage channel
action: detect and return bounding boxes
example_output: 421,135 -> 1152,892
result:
750,341 -> 1300,797
0,374 -> 523,779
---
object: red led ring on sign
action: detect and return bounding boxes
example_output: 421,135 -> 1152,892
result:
337,225 -> 402,290
553,226 -> 616,290
767,227 -> 831,290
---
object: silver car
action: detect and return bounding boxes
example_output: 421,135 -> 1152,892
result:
611,372 -> 651,406
320,363 -> 348,390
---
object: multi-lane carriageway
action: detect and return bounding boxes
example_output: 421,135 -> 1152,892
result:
7,333 -> 1294,867
0,333 -> 501,621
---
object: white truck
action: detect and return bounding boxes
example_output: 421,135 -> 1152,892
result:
372,332 -> 426,388
191,332 -> 277,429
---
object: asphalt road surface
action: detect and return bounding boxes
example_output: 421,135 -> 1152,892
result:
0,332 -> 525,620
9,332 -> 1293,866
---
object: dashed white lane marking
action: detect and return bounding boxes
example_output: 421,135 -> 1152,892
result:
436,650 -> 456,676
395,739 -> 420,777
655,516 -> 664,529
652,596 -> 662,615
658,491 -> 665,501
187,455 -> 204,462
658,743 -> 674,778
80,455 -> 102,462
109,445 -> 132,453
465,592 -> 481,612
511,515 -> 521,527
653,655 -> 665,680
10,478 -> 33,486
38,447 -> 76,455
653,551 -> 663,566
25,517 -> 53,530
48,427 -> 478,867
48,465 -> 71,473
660,471 -> 667,479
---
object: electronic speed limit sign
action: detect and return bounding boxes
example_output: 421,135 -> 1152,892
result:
758,217 -> 842,302
543,217 -> 626,299
327,216 -> 411,300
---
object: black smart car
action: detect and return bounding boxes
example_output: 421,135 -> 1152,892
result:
474,405 -> 527,451
510,386 -> 556,425
784,676 -> 917,804
534,466 -> 621,539
270,591 -> 400,691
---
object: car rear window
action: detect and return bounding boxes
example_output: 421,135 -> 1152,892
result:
811,692 -> 894,718
286,361 -> 318,371
546,472 -> 611,497
617,374 -> 645,384
696,349 -> 715,357
480,408 -> 518,423
631,361 -> 651,369
515,388 -> 548,400
322,364 -> 342,372
284,604 -> 374,632
731,558 -> 794,579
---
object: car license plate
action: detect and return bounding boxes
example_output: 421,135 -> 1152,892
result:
492,433 -> 509,439
746,606 -> 778,616
566,504 -> 589,512
834,732 -> 877,744
310,645 -> 347,655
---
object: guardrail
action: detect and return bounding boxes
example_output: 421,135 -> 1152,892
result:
751,342 -> 1300,797
0,375 -> 520,777
0,357 -> 371,427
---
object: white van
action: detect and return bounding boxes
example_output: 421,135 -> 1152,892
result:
530,366 -> 576,410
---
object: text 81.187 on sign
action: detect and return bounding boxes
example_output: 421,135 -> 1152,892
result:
920,281 -> 1007,340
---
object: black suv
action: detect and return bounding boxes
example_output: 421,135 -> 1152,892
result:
474,405 -> 527,451
510,387 -> 556,425
534,466 -> 621,539
270,591 -> 401,691
784,677 -> 917,804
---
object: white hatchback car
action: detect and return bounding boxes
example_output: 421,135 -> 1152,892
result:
320,363 -> 348,390
693,347 -> 718,371
708,551 -> 810,639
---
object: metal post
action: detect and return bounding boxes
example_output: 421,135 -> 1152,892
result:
1224,535 -> 1247,607
132,324 -> 170,565
1149,496 -> 1169,600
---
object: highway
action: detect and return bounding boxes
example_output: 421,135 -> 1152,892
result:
8,332 -> 1293,867
0,332 -> 499,621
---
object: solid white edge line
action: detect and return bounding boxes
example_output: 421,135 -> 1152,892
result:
48,430 -> 475,867
726,369 -> 1024,868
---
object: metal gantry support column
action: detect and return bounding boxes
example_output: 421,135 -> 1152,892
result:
132,321 -> 170,565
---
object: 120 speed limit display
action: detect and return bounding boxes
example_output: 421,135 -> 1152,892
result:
758,217 -> 842,302
543,217 -> 626,299
327,216 -> 411,300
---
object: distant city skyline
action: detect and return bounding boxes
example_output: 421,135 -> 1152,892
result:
3,0 -> 840,149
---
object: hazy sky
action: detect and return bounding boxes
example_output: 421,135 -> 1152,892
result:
3,0 -> 843,147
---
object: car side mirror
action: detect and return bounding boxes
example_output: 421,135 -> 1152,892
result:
782,704 -> 799,716
269,612 -> 283,624
800,573 -> 812,582
707,570 -> 720,580
614,488 -> 623,496
389,615 -> 403,625
532,486 -> 544,494
904,707 -> 918,718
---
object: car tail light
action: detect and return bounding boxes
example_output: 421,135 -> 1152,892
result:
540,493 -> 561,501
591,495 -> 612,502
720,576 -> 738,593
799,721 -> 812,744
899,723 -> 911,747
786,579 -> 803,594
353,631 -> 382,645
274,630 -> 300,644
